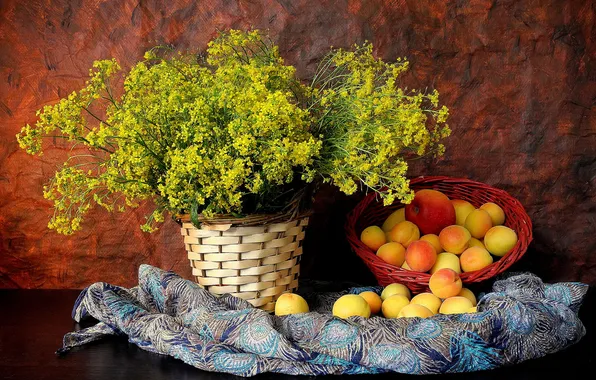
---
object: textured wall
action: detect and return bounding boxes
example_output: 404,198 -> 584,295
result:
0,0 -> 594,288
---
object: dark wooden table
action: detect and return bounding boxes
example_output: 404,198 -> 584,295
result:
1,288 -> 594,379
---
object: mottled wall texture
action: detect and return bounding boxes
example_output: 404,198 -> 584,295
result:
0,0 -> 594,288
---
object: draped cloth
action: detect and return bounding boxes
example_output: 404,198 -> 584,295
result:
59,265 -> 587,376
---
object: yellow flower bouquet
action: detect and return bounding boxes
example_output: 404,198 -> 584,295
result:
17,29 -> 449,309
17,30 -> 449,234
18,31 -> 324,233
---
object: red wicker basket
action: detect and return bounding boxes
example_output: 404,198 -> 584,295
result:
345,176 -> 533,293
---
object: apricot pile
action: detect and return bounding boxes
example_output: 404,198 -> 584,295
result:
331,278 -> 480,319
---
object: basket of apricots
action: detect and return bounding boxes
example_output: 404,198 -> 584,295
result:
345,176 -> 533,293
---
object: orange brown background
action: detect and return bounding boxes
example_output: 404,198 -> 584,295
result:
0,0 -> 594,288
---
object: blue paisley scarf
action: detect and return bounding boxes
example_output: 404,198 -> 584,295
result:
59,265 -> 587,376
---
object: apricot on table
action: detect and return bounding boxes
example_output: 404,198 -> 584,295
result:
439,296 -> 474,314
410,292 -> 442,314
398,304 -> 434,318
333,295 -> 371,319
429,268 -> 463,299
275,293 -> 309,316
381,283 -> 411,301
457,288 -> 477,306
381,294 -> 410,319
359,291 -> 382,314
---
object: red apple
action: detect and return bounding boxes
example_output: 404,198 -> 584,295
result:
405,189 -> 456,235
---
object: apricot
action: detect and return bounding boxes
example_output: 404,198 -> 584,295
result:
439,225 -> 471,254
410,292 -> 442,314
484,226 -> 518,257
381,295 -> 410,318
359,291 -> 382,314
398,304 -> 434,318
387,221 -> 420,248
360,226 -> 387,251
457,288 -> 477,306
332,295 -> 371,319
381,283 -> 411,300
460,246 -> 494,272
421,234 -> 443,254
480,202 -> 505,226
430,252 -> 461,274
382,208 -> 406,232
429,268 -> 463,299
439,296 -> 474,314
275,293 -> 309,316
405,240 -> 437,272
452,199 -> 476,226
376,242 -> 406,267
468,237 -> 486,249
401,260 -> 412,270
464,209 -> 493,239
467,306 -> 478,313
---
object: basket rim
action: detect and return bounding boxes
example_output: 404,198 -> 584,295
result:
177,210 -> 312,228
345,175 -> 534,288
176,187 -> 312,227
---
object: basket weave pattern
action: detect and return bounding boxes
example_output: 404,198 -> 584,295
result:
346,176 -> 533,293
180,216 -> 309,312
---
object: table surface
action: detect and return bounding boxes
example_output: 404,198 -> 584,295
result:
0,288 -> 594,380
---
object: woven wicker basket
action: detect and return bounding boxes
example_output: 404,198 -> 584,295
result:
179,212 -> 309,312
345,176 -> 533,293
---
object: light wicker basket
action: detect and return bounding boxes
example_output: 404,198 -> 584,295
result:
179,213 -> 309,312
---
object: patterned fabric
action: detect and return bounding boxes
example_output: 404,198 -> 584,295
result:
59,265 -> 587,376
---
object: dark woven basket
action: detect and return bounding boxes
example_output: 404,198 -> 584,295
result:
345,176 -> 533,293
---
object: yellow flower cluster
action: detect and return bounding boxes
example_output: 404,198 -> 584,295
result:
311,43 -> 450,205
17,31 -> 450,234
